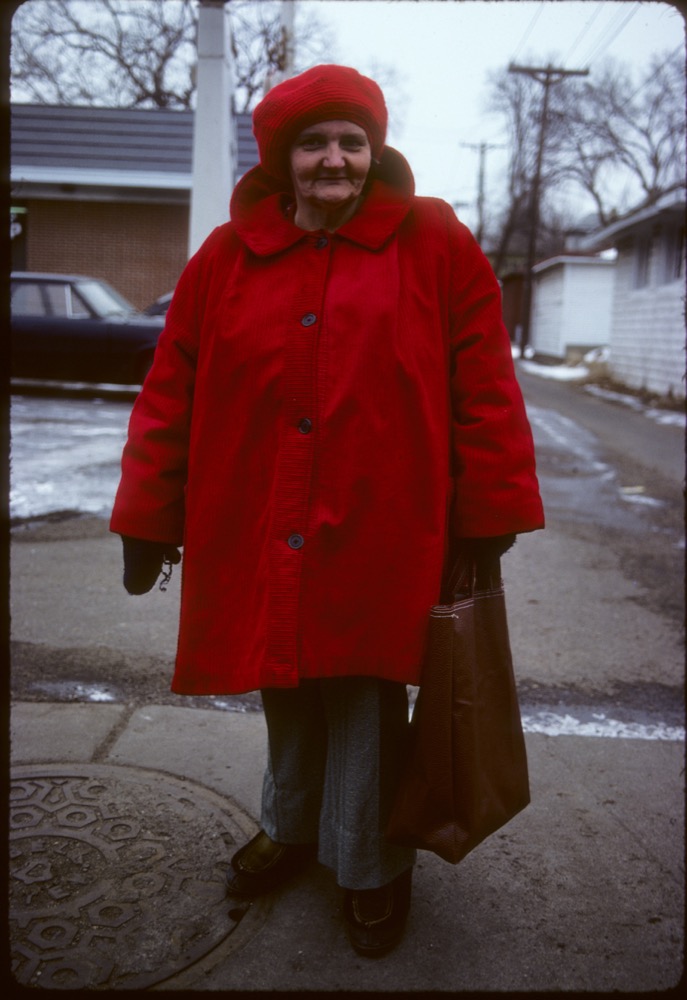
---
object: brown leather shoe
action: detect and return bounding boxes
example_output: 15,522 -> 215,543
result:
226,830 -> 317,898
343,867 -> 412,957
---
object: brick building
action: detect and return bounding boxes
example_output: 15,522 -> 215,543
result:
11,104 -> 259,310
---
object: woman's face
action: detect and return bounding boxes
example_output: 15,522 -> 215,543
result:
289,120 -> 372,215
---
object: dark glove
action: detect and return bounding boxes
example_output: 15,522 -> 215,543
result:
121,535 -> 181,595
442,534 -> 516,601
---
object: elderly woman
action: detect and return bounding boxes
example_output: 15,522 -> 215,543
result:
111,65 -> 544,957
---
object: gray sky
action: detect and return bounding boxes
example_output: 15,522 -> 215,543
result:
313,0 -> 685,228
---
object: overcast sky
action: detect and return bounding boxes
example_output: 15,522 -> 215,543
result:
310,0 -> 685,228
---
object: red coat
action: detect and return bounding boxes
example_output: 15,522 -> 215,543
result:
111,149 -> 544,695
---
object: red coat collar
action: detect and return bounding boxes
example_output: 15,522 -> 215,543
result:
230,146 -> 415,256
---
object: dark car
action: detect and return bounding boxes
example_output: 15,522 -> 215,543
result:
143,290 -> 174,317
10,272 -> 165,385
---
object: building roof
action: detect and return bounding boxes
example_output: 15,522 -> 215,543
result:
533,253 -> 616,275
577,188 -> 686,252
10,103 -> 259,194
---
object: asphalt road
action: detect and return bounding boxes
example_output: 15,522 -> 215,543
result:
9,371 -> 685,993
516,369 -> 684,620
517,367 -> 685,494
8,369 -> 686,732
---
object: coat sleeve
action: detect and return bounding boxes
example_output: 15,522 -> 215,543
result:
109,228 -> 226,544
445,207 -> 544,539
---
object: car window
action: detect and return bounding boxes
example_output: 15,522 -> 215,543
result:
78,280 -> 136,318
11,282 -> 47,316
43,283 -> 71,318
66,287 -> 92,319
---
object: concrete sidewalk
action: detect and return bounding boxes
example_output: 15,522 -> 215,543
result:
8,520 -> 685,991
9,700 -> 684,991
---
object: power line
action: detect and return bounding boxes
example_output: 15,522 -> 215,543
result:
580,1 -> 641,68
578,3 -> 633,65
510,2 -> 546,65
562,2 -> 605,65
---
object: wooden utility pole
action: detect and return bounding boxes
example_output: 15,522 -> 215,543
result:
508,63 -> 588,349
461,141 -> 505,246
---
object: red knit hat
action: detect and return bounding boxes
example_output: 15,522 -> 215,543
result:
252,64 -> 388,180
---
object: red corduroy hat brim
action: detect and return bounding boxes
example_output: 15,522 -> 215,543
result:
252,64 -> 388,181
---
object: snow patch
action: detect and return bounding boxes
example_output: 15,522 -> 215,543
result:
584,346 -> 611,364
619,492 -> 665,508
521,711 -> 684,741
519,359 -> 590,381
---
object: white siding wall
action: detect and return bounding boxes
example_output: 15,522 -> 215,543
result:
562,263 -> 614,348
531,267 -> 565,356
610,232 -> 686,399
531,260 -> 614,358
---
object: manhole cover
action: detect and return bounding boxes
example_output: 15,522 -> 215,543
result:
10,764 -> 268,990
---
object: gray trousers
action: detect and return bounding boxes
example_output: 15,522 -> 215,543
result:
260,677 -> 416,890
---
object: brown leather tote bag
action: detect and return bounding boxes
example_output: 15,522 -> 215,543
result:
386,577 -> 530,864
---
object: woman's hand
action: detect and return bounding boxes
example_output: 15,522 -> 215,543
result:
121,536 -> 181,595
441,535 -> 516,601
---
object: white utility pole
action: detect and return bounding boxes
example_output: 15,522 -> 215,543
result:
281,1 -> 296,79
264,1 -> 296,94
189,0 -> 235,257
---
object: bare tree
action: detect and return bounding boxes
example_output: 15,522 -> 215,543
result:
558,50 -> 686,215
485,48 -> 686,274
10,0 -> 337,112
11,0 -> 197,108
486,64 -> 572,273
487,71 -> 534,273
229,0 -> 336,112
